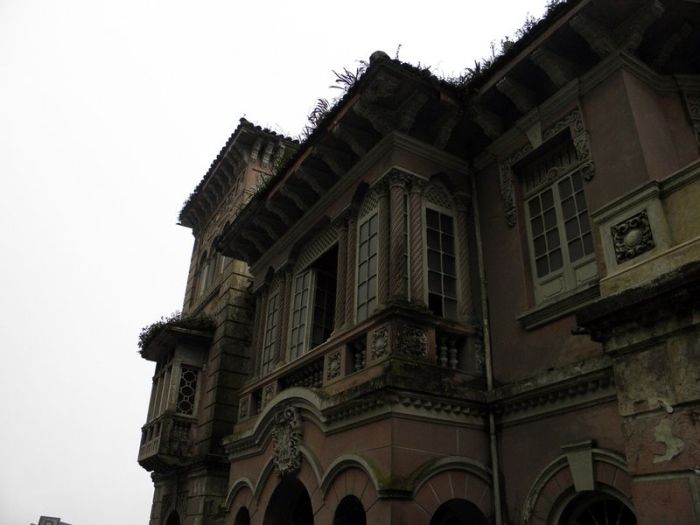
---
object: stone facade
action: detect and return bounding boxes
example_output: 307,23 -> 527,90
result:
137,1 -> 700,524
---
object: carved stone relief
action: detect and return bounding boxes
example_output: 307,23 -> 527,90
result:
271,406 -> 303,476
684,93 -> 700,145
238,396 -> 250,420
611,210 -> 655,263
397,325 -> 428,358
499,107 -> 595,226
326,351 -> 342,380
262,383 -> 276,408
371,327 -> 389,360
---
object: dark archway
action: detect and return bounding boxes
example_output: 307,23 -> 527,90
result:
333,495 -> 366,525
430,499 -> 488,525
263,477 -> 314,525
234,507 -> 251,525
165,511 -> 181,525
558,492 -> 636,525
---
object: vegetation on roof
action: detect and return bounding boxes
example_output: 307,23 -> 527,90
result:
138,311 -> 215,352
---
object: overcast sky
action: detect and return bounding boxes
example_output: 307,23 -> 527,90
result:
0,1 -> 550,523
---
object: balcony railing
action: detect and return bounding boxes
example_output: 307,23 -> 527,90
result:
138,413 -> 195,471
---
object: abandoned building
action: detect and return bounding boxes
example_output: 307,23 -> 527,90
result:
136,0 -> 700,523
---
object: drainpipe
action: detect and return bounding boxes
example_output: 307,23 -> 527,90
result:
471,172 -> 504,525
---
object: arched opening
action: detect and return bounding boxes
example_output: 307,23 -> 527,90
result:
333,495 -> 366,525
558,492 -> 636,525
234,507 -> 251,525
165,511 -> 181,525
263,477 -> 314,525
430,498 -> 488,525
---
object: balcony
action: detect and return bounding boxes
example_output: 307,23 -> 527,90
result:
235,305 -> 484,425
137,413 -> 196,472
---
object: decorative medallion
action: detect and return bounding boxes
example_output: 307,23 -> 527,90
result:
326,351 -> 342,380
371,327 -> 389,360
398,325 -> 428,358
271,406 -> 303,476
611,210 -> 655,263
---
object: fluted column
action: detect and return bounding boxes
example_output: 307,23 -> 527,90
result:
276,265 -> 293,365
409,178 -> 426,306
344,212 -> 357,325
376,182 -> 390,306
389,170 -> 410,301
333,213 -> 349,330
454,193 -> 475,323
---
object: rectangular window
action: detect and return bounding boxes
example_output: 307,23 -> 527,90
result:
261,293 -> 280,374
522,138 -> 597,304
288,246 -> 338,359
425,208 -> 458,320
356,213 -> 378,322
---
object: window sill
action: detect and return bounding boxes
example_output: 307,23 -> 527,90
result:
517,281 -> 600,331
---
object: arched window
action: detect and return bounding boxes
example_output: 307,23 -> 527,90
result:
557,492 -> 636,525
333,495 -> 366,525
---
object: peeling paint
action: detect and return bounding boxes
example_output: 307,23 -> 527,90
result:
653,419 -> 684,464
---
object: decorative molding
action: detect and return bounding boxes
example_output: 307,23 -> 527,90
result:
295,224 -> 337,271
271,406 -> 303,476
499,107 -> 594,226
424,182 -> 454,209
611,210 -> 655,263
397,324 -> 428,358
370,327 -> 389,360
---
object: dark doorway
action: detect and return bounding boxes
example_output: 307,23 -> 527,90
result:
333,495 -> 366,525
234,507 -> 251,525
263,477 -> 314,525
165,511 -> 181,525
430,498 -> 488,525
558,492 -> 636,525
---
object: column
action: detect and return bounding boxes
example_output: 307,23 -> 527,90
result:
376,181 -> 390,305
409,178 -> 426,306
454,193 -> 475,323
333,213 -> 349,330
388,170 -> 410,301
344,212 -> 357,325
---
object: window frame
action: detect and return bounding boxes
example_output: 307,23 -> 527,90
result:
355,210 -> 379,324
422,202 -> 460,320
520,143 -> 597,305
260,291 -> 280,375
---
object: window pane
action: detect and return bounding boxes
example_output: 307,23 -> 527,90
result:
442,234 -> 455,255
443,256 -> 456,276
565,218 -> 579,241
529,197 -> 541,216
443,277 -> 457,297
546,228 -> 560,249
428,249 -> 441,270
444,299 -> 457,320
575,191 -> 587,212
569,238 -> 583,261
558,177 -> 572,198
427,229 -> 440,249
534,235 -> 547,256
544,209 -> 557,229
440,214 -> 454,234
360,221 -> 368,239
368,255 -> 377,276
357,304 -> 367,322
582,232 -> 594,255
550,249 -> 563,271
358,261 -> 368,281
358,282 -> 367,304
426,209 -> 439,229
541,189 -> 554,209
369,215 -> 377,234
369,234 -> 377,254
531,216 -> 544,236
572,171 -> 583,190
536,256 -> 548,277
428,271 -> 442,293
561,197 -> 576,219
579,212 -> 590,233
428,293 -> 443,316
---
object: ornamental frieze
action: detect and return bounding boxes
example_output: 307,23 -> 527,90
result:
397,325 -> 428,358
271,406 -> 303,476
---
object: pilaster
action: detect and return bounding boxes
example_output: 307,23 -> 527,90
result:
388,170 -> 410,301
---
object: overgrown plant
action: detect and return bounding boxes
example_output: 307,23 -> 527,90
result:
138,311 -> 215,351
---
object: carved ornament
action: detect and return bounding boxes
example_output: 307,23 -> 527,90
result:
611,210 -> 655,263
499,107 -> 595,227
397,325 -> 428,358
326,351 -> 342,380
271,406 -> 303,476
371,327 -> 389,360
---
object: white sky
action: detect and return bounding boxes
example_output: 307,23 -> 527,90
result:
0,1 -> 550,523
